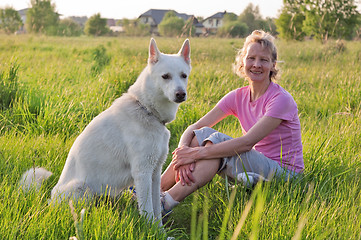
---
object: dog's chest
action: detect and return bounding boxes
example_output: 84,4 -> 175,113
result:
143,128 -> 169,165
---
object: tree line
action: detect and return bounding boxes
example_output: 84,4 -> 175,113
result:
0,0 -> 360,41
276,0 -> 360,42
0,0 -> 107,36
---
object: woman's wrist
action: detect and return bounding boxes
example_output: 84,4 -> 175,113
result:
195,146 -> 206,161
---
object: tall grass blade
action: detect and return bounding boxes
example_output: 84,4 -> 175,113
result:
202,195 -> 209,240
218,186 -> 237,240
190,192 -> 198,240
69,200 -> 86,240
230,185 -> 260,240
225,175 -> 230,201
196,212 -> 203,240
0,62 -> 19,110
249,182 -> 267,240
292,183 -> 314,240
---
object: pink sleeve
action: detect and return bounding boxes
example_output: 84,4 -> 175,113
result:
216,89 -> 237,116
265,92 -> 297,121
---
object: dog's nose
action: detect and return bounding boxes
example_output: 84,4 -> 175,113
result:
175,90 -> 186,103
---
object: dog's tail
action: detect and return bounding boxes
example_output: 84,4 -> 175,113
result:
19,167 -> 53,191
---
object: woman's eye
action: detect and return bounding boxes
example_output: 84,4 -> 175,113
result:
162,74 -> 171,80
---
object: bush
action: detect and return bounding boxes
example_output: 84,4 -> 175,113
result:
57,18 -> 82,36
123,19 -> 150,37
217,21 -> 249,38
84,13 -> 109,36
158,11 -> 185,37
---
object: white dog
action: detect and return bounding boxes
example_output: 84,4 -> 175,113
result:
20,38 -> 191,225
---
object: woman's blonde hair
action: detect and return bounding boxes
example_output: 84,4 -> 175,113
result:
234,30 -> 279,81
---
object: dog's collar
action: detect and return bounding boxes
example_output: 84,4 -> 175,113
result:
136,100 -> 166,125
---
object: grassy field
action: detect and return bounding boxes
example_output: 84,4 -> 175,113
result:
0,35 -> 360,239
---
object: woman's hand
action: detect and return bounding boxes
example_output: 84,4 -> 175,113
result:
172,145 -> 199,170
175,163 -> 196,186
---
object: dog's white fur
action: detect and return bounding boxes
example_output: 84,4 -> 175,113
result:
20,38 -> 191,224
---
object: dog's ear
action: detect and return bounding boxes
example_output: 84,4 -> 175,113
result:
148,38 -> 161,65
178,39 -> 191,65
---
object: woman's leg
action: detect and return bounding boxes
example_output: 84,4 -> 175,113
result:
160,161 -> 177,192
167,156 -> 220,202
165,141 -> 221,202
161,128 -> 221,212
161,135 -> 200,192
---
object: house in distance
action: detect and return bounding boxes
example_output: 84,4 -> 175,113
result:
138,9 -> 204,36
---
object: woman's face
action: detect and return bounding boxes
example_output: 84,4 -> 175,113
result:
243,42 -> 275,83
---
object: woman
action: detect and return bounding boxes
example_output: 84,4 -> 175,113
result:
160,30 -> 304,214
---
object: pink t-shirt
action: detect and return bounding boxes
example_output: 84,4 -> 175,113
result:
216,82 -> 304,172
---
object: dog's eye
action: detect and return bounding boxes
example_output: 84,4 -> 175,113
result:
181,73 -> 187,79
162,74 -> 171,80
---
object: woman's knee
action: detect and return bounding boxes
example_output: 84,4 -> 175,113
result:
192,158 -> 220,188
190,134 -> 200,147
190,135 -> 215,148
189,138 -> 219,188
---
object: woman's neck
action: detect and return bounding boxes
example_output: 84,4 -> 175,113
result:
249,80 -> 271,102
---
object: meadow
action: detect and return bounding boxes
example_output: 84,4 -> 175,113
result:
0,34 -> 360,239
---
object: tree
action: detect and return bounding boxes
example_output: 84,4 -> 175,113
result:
57,18 -> 82,36
122,18 -> 150,36
276,0 -> 360,41
0,7 -> 23,34
356,14 -> 361,39
260,17 -> 278,35
238,3 -> 263,33
218,21 -> 249,38
275,9 -> 306,40
180,17 -> 196,37
302,0 -> 360,41
223,12 -> 238,22
237,3 -> 277,35
217,13 -> 249,38
26,0 -> 59,35
84,13 -> 109,36
158,11 -> 185,37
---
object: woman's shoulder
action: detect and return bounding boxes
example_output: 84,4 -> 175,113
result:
267,82 -> 298,111
223,86 -> 249,97
264,82 -> 299,120
234,85 -> 250,95
268,82 -> 294,100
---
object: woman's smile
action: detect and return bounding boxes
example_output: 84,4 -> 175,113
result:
244,42 -> 274,83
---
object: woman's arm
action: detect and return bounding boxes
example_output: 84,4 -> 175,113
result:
177,106 -> 227,147
173,106 -> 227,185
172,116 -> 283,169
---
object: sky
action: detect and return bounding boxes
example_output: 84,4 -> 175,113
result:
0,0 -> 287,19
2,0 -> 360,20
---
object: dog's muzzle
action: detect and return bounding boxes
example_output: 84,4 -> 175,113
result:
174,90 -> 186,103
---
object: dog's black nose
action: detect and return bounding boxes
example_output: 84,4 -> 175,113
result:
175,90 -> 186,103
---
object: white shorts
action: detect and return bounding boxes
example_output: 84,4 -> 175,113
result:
194,127 -> 299,182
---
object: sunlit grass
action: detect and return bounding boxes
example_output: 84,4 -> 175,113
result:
0,34 -> 360,239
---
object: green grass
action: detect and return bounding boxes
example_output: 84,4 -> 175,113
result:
0,35 -> 360,239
